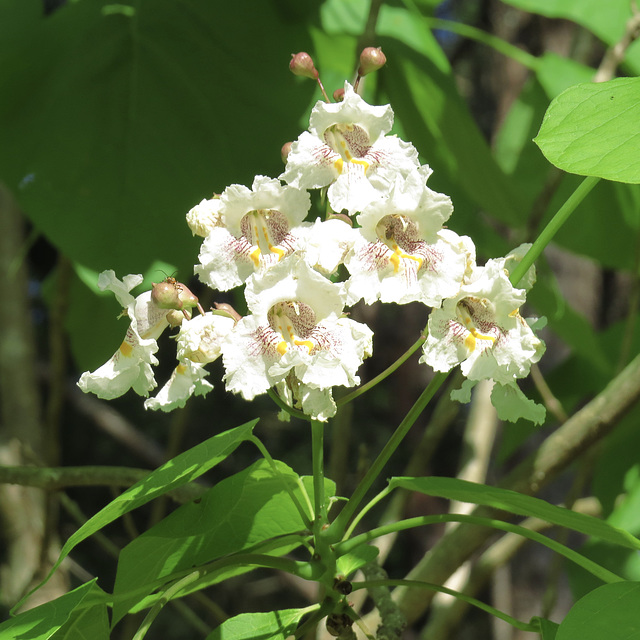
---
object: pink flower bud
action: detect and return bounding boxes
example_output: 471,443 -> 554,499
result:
281,141 -> 293,164
333,87 -> 345,102
358,46 -> 386,76
289,52 -> 318,79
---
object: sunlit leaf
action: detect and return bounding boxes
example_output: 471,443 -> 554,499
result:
535,78 -> 640,183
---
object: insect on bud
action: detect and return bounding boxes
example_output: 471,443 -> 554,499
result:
151,280 -> 182,310
333,87 -> 345,102
152,277 -> 204,318
281,142 -> 293,164
289,52 -> 318,79
358,46 -> 387,76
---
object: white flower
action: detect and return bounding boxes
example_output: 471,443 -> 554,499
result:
344,170 -> 469,305
145,312 -> 236,412
420,258 -> 545,384
280,82 -> 420,215
78,271 -> 170,399
221,257 -> 373,420
300,217 -> 358,275
186,197 -> 223,237
195,176 -> 311,291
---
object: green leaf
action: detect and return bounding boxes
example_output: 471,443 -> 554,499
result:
388,476 -> 640,550
557,582 -> 640,640
112,462 -> 335,621
0,581 -> 108,640
491,382 -> 546,425
0,0 -> 314,277
536,617 -> 559,640
499,0 -> 631,45
32,420 -> 256,603
336,544 -> 380,578
205,608 -> 314,640
383,43 -> 528,229
450,379 -> 476,404
535,78 -> 640,184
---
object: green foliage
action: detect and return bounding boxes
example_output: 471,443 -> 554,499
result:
205,608 -> 314,640
29,420 -> 257,607
2,0 -> 640,638
112,461 -> 334,622
556,582 -> 640,639
388,476 -> 640,550
0,582 -> 109,640
536,78 -> 640,183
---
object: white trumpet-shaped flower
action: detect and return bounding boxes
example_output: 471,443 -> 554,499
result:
145,312 -> 236,412
345,170 -> 469,306
78,271 -> 171,399
195,175 -> 310,291
420,258 -> 545,384
281,82 -> 420,215
221,257 -> 373,420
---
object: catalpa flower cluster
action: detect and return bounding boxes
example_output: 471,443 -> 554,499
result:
78,49 -> 545,422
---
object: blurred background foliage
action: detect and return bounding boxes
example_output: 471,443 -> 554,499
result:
1,0 -> 639,638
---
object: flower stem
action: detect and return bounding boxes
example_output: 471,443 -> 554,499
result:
311,420 -> 327,528
327,372 -> 449,541
336,514 -> 623,584
510,175 -> 600,287
337,334 -> 426,407
350,578 -> 540,633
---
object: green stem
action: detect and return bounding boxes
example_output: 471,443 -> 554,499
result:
350,579 -> 540,633
327,372 -> 449,541
133,571 -> 203,640
345,486 -> 393,539
337,334 -> 426,406
510,175 -> 601,287
267,388 -> 310,422
335,514 -> 623,585
312,420 -> 327,527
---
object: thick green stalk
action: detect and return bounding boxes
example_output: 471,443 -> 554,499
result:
311,420 -> 327,527
510,175 -> 600,287
327,372 -> 448,541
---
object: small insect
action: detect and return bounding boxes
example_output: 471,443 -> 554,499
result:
151,274 -> 205,318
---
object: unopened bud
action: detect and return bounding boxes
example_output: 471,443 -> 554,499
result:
152,278 -> 202,317
166,310 -> 185,328
289,52 -> 318,79
358,46 -> 386,76
281,142 -> 293,164
214,302 -> 242,323
328,213 -> 353,227
151,280 -> 181,310
333,87 -> 345,102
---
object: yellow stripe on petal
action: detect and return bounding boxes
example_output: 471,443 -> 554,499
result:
294,339 -> 314,354
176,364 -> 187,375
119,341 -> 134,357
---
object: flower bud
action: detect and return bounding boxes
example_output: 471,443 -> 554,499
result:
151,279 -> 182,309
332,87 -> 345,102
289,52 -> 318,79
281,141 -> 293,164
166,310 -> 185,328
328,212 -> 353,227
358,46 -> 386,76
214,302 -> 242,323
